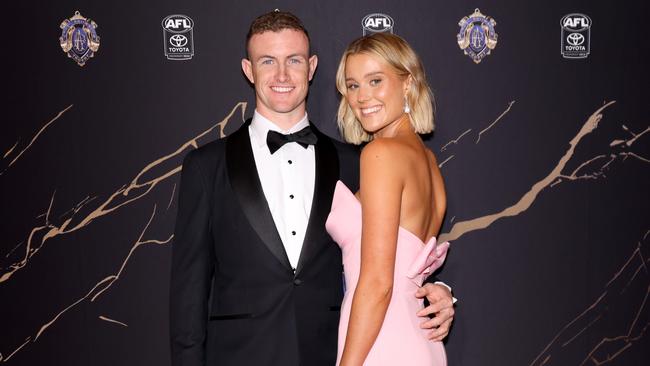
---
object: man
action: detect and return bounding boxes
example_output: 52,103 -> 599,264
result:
170,10 -> 454,366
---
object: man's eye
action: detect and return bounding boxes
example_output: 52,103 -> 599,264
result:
369,79 -> 382,86
289,58 -> 302,64
261,59 -> 274,65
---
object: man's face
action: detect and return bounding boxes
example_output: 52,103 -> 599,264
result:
242,29 -> 318,125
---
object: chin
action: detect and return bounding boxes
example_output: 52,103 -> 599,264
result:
358,123 -> 379,135
270,104 -> 300,114
358,119 -> 383,134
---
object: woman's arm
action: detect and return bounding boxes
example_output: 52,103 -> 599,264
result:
339,139 -> 404,366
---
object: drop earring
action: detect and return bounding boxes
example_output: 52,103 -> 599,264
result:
403,96 -> 411,114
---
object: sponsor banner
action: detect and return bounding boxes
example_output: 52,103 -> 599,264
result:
561,13 -> 591,59
162,14 -> 195,60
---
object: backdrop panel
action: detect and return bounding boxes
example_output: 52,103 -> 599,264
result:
1,1 -> 648,365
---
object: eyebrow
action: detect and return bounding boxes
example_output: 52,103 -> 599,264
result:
286,53 -> 307,59
257,54 -> 306,61
345,71 -> 384,82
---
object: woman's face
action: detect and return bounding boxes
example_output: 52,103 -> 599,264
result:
344,52 -> 409,136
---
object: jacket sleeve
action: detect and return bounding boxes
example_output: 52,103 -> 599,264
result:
170,150 -> 215,366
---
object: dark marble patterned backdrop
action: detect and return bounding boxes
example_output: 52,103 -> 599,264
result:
1,0 -> 648,365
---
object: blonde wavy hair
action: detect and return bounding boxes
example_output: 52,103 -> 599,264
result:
336,32 -> 435,145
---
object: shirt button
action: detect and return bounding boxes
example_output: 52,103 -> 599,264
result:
291,231 -> 296,235
293,278 -> 302,286
288,160 -> 293,164
289,194 -> 294,199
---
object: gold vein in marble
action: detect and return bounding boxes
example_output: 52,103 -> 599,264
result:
0,206 -> 171,361
551,124 -> 650,187
99,315 -> 128,327
476,100 -> 515,144
611,126 -> 649,147
439,101 -> 617,243
440,128 -> 472,152
619,152 -> 650,164
0,337 -> 30,363
438,155 -> 454,168
529,230 -> 649,366
3,141 -> 18,159
167,183 -> 177,210
1,104 -> 73,176
437,100 -> 515,169
549,154 -> 608,187
4,241 -> 24,259
0,102 -> 247,284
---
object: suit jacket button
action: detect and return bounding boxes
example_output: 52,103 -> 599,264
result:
293,278 -> 302,286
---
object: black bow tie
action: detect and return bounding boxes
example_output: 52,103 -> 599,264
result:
266,126 -> 318,154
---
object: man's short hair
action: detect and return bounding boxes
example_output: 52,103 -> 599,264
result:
246,10 -> 310,57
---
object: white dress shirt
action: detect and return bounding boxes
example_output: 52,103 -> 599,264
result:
249,111 -> 315,269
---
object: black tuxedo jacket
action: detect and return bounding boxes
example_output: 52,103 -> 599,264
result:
170,121 -> 360,366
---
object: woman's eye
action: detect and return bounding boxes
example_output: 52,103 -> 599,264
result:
346,83 -> 358,90
369,79 -> 382,86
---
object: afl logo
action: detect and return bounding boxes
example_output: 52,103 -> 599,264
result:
362,13 -> 394,35
561,14 -> 591,31
162,14 -> 194,33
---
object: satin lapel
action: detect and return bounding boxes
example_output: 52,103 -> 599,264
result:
226,122 -> 292,270
295,124 -> 340,275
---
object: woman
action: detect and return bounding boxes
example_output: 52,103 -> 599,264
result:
325,33 -> 449,365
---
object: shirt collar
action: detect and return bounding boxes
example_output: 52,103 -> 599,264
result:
250,110 -> 310,148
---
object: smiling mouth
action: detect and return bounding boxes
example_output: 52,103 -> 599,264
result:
360,105 -> 382,116
270,86 -> 295,93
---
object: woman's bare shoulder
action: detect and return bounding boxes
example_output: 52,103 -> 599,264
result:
359,138 -> 411,183
361,138 -> 413,163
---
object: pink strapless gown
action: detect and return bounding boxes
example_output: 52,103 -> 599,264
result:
326,181 -> 449,365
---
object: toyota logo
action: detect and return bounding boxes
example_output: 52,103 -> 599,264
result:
566,33 -> 584,46
169,34 -> 188,47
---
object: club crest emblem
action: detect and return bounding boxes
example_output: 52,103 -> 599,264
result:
59,11 -> 100,66
457,8 -> 498,64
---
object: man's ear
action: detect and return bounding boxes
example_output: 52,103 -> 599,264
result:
242,58 -> 255,84
308,55 -> 318,81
